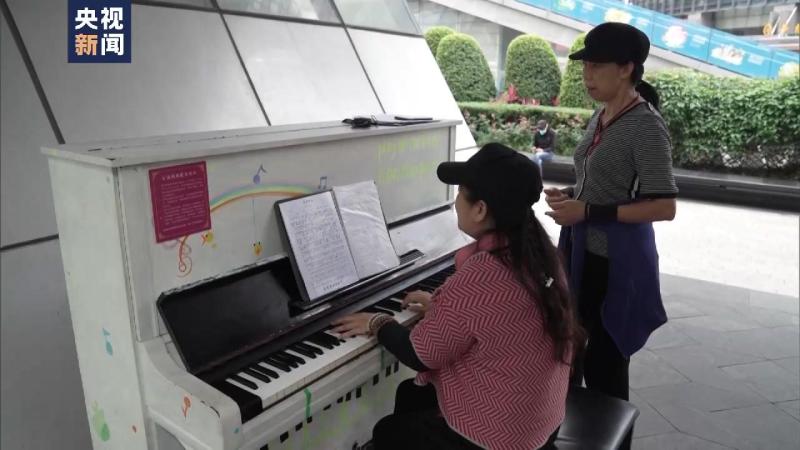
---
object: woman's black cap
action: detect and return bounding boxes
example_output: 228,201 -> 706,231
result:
569,22 -> 650,65
437,143 -> 542,228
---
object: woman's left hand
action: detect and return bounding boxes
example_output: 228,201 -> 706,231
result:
545,199 -> 586,226
331,313 -> 375,338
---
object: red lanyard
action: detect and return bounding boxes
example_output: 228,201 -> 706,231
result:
587,96 -> 643,157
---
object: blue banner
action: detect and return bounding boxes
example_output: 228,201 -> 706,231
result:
515,0 -> 795,79
707,32 -> 772,78
68,0 -> 131,63
652,15 -> 711,62
769,49 -> 799,79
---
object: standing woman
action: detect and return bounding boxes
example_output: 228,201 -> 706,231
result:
544,22 -> 678,450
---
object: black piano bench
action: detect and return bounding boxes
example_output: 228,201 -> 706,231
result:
551,386 -> 639,450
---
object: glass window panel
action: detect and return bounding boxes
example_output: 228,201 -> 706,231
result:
226,15 -> 381,125
334,0 -> 419,34
349,30 -> 475,150
218,0 -> 339,22
6,2 -> 267,143
1,9 -> 59,245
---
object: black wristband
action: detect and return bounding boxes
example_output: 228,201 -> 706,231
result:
586,203 -> 618,222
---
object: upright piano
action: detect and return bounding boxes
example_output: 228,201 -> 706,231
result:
43,120 -> 470,449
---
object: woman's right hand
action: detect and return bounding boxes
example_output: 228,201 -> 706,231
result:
402,290 -> 433,314
544,187 -> 569,207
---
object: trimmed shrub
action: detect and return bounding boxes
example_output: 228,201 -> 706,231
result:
559,34 -> 596,109
424,26 -> 456,56
436,33 -> 496,102
459,102 -> 593,155
647,69 -> 799,179
460,69 -> 800,179
505,35 -> 561,105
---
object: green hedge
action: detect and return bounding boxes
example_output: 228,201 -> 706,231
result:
424,26 -> 455,56
559,34 -> 596,109
459,102 -> 593,155
647,70 -> 800,178
504,35 -> 561,105
436,34 -> 496,102
460,69 -> 800,180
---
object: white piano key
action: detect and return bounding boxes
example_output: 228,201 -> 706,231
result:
226,303 -> 422,411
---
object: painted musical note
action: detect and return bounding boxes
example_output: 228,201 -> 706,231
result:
91,402 -> 111,442
102,328 -> 113,356
182,396 -> 192,418
252,165 -> 267,184
318,176 -> 328,190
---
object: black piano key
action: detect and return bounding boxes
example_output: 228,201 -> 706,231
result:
243,368 -> 272,384
275,351 -> 304,366
298,341 -> 325,355
288,344 -> 318,359
377,299 -> 403,312
313,331 -> 341,347
323,330 -> 346,343
251,364 -> 280,379
305,335 -> 334,350
211,380 -> 262,422
230,374 -> 258,390
263,357 -> 291,373
292,341 -> 323,356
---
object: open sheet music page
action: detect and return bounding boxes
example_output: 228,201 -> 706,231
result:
334,181 -> 400,279
277,191 -> 359,301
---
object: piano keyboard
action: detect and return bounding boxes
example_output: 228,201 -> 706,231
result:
211,265 -> 455,422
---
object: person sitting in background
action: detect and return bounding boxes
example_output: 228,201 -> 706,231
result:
531,120 -> 557,176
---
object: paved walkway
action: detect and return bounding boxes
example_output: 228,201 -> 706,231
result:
531,185 -> 800,449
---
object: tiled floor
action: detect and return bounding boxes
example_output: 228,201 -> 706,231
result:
630,275 -> 799,450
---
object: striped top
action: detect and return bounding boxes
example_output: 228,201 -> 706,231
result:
573,102 -> 678,256
410,234 -> 570,450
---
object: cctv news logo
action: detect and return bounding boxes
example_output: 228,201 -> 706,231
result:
68,0 -> 131,63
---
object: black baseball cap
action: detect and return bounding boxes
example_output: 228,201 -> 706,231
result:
437,143 -> 542,228
569,22 -> 650,65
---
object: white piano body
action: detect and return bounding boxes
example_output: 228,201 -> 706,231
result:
43,120 -> 470,449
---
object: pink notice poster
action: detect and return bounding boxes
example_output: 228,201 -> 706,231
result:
149,161 -> 211,243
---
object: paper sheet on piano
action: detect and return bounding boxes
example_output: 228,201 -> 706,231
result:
278,191 -> 359,300
334,181 -> 400,279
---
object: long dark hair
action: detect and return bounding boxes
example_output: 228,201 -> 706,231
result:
631,63 -> 660,110
463,189 -> 584,364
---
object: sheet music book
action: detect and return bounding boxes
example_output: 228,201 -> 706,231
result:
275,181 -> 400,303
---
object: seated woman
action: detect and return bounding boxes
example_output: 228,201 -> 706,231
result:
333,143 -> 583,450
